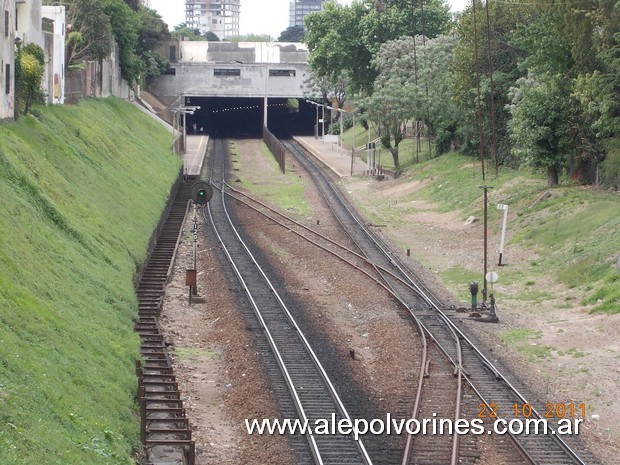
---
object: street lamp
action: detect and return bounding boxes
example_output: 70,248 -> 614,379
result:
179,105 -> 201,153
337,107 -> 357,176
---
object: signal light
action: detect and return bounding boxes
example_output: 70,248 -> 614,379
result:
191,181 -> 213,204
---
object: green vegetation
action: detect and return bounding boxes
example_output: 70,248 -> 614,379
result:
500,329 -> 551,361
49,0 -> 170,85
439,266 -> 481,302
306,0 -> 619,187
14,43 -> 46,118
557,348 -> 586,358
173,347 -> 218,359
340,119 -> 619,313
234,142 -> 310,218
0,98 -> 180,464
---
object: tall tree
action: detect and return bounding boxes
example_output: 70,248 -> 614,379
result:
137,8 -> 171,54
66,0 -> 114,65
103,0 -> 143,85
171,23 -> 206,41
415,35 -> 464,154
452,0 -> 536,167
306,0 -> 451,97
508,74 -> 568,186
361,37 -> 422,173
305,1 -> 376,95
203,31 -> 220,41
278,25 -> 306,42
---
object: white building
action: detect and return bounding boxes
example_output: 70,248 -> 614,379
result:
42,5 -> 65,104
186,0 -> 240,39
1,0 -> 15,119
15,0 -> 43,46
289,0 -> 325,28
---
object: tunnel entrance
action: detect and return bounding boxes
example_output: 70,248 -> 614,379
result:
180,96 -> 317,138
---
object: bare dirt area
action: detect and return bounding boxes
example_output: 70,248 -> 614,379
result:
158,138 -> 618,464
159,210 -> 296,465
344,170 -> 620,464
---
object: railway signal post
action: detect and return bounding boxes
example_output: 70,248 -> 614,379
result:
186,181 -> 213,304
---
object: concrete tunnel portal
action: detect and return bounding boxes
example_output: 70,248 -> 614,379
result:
181,96 -> 319,138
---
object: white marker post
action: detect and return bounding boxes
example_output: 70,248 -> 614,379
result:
497,204 -> 509,266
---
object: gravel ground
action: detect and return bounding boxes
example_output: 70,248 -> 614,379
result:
157,139 -> 615,464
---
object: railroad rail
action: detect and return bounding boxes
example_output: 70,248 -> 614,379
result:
280,137 -> 592,465
205,138 -> 373,465
135,180 -> 195,465
220,168 -> 470,464
219,180 -> 463,464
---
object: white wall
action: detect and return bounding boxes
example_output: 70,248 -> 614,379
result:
15,0 -> 43,46
42,6 -> 65,104
0,0 -> 16,119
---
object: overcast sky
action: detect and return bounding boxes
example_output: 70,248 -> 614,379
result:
149,0 -> 468,38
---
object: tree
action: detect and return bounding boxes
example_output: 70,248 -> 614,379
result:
361,37 -> 426,174
228,34 -> 273,42
362,81 -> 414,174
305,1 -> 376,95
104,0 -> 143,85
278,25 -> 305,42
203,31 -> 220,41
137,8 -> 171,82
452,0 -> 537,167
171,23 -> 206,41
553,0 -> 620,182
508,74 -> 568,186
15,43 -> 46,117
137,8 -> 171,54
66,0 -> 114,65
304,71 -> 347,111
414,35 -> 464,154
305,0 -> 452,97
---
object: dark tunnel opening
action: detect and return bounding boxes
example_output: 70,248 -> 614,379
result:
181,96 -> 319,138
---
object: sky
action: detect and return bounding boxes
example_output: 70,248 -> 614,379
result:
149,0 -> 468,39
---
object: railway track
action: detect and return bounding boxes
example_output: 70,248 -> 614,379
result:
135,179 -> 195,465
205,138 -> 373,465
220,179 -> 463,465
279,137 -> 593,465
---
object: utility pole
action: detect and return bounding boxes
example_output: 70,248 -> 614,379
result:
480,185 -> 492,301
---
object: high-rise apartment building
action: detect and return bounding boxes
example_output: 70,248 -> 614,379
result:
186,0 -> 240,39
288,0 -> 326,28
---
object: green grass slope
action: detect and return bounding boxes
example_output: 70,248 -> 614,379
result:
349,150 -> 620,313
0,98 -> 180,464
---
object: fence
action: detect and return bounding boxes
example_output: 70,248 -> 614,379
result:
262,126 -> 286,174
65,42 -> 132,104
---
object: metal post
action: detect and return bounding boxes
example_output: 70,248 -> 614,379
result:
339,109 -> 344,148
315,104 -> 319,139
321,104 -> 325,144
351,111 -> 355,176
192,205 -> 198,296
192,204 -> 197,270
480,186 -> 491,301
182,110 -> 187,154
498,204 -> 508,266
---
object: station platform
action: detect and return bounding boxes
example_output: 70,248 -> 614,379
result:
293,136 -> 368,178
174,132 -> 370,181
182,135 -> 209,177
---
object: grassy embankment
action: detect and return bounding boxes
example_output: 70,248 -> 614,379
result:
348,149 -> 619,314
245,125 -> 619,316
227,139 -> 311,217
0,98 -> 180,464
